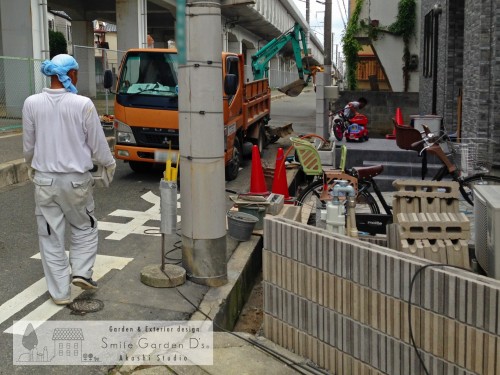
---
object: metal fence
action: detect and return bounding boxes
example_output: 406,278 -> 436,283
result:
0,49 -> 299,131
0,56 -> 49,130
243,65 -> 300,89
73,45 -> 126,98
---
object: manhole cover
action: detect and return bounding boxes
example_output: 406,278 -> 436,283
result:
68,298 -> 104,315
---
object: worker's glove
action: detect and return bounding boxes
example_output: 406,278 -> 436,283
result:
27,165 -> 35,181
104,163 -> 116,185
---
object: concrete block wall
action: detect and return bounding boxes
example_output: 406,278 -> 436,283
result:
262,216 -> 500,375
331,91 -> 419,138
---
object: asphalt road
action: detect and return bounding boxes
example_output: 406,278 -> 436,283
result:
0,89 -> 317,374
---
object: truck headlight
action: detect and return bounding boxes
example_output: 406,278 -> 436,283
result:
114,120 -> 136,144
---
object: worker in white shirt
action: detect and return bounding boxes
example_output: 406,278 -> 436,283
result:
22,54 -> 116,305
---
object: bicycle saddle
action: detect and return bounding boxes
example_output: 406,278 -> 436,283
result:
352,165 -> 384,180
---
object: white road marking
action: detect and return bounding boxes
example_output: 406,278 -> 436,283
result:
3,253 -> 133,334
0,132 -> 22,139
2,191 -> 179,333
98,191 -> 181,240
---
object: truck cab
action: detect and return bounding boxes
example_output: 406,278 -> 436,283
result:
113,49 -> 271,180
114,49 -> 179,173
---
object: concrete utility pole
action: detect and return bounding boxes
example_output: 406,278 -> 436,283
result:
178,0 -> 227,286
316,0 -> 333,139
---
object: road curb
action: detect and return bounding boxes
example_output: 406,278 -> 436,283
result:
0,136 -> 116,188
189,235 -> 263,330
0,159 -> 27,188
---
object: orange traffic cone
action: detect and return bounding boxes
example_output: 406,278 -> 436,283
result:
271,147 -> 290,200
395,107 -> 404,125
386,107 -> 404,139
249,145 -> 269,195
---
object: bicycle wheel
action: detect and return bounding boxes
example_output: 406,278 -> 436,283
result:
333,123 -> 345,141
295,180 -> 380,226
459,174 -> 500,205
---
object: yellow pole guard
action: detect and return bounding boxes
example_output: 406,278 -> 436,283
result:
339,145 -> 347,171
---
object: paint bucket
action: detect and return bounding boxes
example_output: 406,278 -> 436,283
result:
227,211 -> 259,241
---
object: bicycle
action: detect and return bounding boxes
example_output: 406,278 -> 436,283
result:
395,123 -> 500,205
290,136 -> 392,235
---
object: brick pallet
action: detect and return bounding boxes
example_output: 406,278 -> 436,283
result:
388,179 -> 471,269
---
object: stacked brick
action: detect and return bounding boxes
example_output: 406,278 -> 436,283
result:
389,179 -> 471,269
263,216 -> 500,375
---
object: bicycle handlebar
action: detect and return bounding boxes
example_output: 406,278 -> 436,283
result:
411,139 -> 426,149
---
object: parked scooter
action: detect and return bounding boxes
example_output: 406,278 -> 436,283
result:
329,110 -> 369,142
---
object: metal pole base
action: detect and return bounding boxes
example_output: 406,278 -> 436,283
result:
182,235 -> 227,287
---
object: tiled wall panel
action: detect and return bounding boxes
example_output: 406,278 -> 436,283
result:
263,216 -> 500,375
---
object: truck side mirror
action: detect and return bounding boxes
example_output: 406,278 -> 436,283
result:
103,70 -> 113,90
224,74 -> 238,96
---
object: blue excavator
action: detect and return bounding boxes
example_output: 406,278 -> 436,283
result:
251,23 -> 323,97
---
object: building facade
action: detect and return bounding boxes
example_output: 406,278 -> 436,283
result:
419,0 -> 499,151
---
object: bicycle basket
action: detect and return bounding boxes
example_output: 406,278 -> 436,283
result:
449,138 -> 497,176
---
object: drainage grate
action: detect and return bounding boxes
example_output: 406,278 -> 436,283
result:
68,298 -> 104,315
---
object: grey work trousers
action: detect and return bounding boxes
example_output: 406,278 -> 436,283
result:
33,171 -> 98,300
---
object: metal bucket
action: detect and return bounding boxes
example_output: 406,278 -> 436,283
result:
227,211 -> 259,241
238,205 -> 266,230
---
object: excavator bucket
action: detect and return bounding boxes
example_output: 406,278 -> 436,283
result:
278,55 -> 323,97
278,79 -> 307,97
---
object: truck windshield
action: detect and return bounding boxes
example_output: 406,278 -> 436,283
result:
118,52 -> 178,97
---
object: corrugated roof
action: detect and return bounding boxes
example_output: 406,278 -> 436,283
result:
49,10 -> 72,21
105,24 -> 117,33
93,20 -> 117,33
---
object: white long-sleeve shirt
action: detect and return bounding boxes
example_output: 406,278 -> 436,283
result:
22,88 -> 115,173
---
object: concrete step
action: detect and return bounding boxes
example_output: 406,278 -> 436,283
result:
334,143 -> 449,191
342,149 -> 443,167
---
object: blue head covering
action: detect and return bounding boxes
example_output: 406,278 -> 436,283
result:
40,54 -> 79,94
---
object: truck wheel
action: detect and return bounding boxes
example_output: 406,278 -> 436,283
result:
225,138 -> 242,181
129,161 -> 153,173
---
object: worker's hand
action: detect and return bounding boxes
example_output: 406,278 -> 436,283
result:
27,165 -> 35,181
104,163 -> 116,185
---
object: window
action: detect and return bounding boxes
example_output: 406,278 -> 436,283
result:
225,55 -> 240,101
118,52 -> 179,94
74,350 -> 79,356
59,343 -> 63,349
74,343 -> 78,349
48,20 -> 54,31
59,350 -> 63,356
66,350 -> 71,356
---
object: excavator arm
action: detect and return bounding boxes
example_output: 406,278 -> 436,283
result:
251,23 -> 323,96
